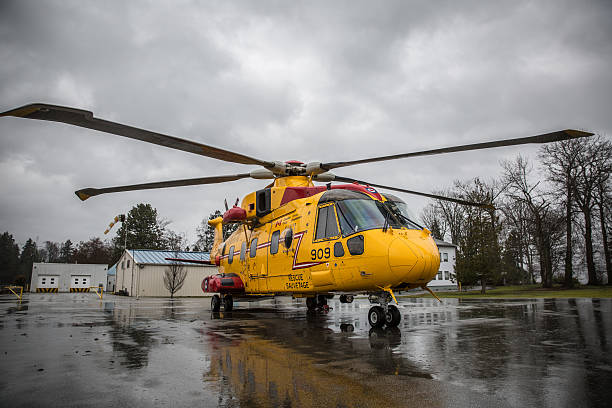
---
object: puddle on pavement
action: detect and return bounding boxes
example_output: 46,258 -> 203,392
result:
0,294 -> 610,407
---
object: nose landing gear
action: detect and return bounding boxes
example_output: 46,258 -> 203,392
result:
367,291 -> 401,328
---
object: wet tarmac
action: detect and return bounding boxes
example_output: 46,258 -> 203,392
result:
1,294 -> 611,408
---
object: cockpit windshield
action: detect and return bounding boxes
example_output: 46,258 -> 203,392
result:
318,190 -> 422,236
383,193 -> 422,230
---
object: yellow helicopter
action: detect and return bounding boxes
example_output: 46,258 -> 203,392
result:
1,103 -> 592,327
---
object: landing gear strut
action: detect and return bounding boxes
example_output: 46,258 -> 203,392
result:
367,291 -> 401,328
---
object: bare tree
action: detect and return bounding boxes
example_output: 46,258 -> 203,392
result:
573,137 -> 610,285
420,204 -> 448,241
540,139 -> 584,287
593,138 -> 612,284
435,186 -> 465,245
164,253 -> 187,299
503,156 -> 563,288
164,234 -> 187,298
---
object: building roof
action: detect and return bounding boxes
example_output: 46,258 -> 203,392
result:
434,238 -> 457,248
126,249 -> 211,265
107,263 -> 116,276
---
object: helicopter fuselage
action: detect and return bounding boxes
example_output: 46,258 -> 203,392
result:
211,176 -> 440,296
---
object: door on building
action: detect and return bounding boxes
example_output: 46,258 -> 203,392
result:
37,275 -> 59,293
70,275 -> 91,292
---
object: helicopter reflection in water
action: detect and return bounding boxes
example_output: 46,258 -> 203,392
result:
201,309 -> 447,408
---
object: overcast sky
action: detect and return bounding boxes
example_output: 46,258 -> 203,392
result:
1,0 -> 610,248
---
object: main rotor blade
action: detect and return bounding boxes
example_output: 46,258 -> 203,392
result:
332,176 -> 493,209
321,129 -> 593,170
1,103 -> 274,167
75,173 -> 251,201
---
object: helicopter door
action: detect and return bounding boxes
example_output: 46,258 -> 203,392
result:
248,230 -> 269,293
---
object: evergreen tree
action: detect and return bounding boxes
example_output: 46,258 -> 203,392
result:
112,203 -> 168,261
0,232 -> 20,284
59,240 -> 74,263
19,239 -> 39,284
454,179 -> 501,293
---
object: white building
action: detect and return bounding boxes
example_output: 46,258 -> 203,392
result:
107,264 -> 116,292
115,249 -> 215,297
31,263 -> 108,293
428,239 -> 458,290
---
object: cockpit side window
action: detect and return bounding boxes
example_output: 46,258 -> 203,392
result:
315,204 -> 340,240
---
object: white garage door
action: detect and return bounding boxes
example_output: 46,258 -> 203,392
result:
70,275 -> 91,292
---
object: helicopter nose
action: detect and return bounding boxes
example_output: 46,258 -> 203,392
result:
388,236 -> 438,282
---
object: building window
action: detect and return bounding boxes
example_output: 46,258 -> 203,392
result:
437,271 -> 442,280
127,260 -> 130,268
50,278 -> 55,284
121,261 -> 125,269
443,253 -> 448,262
74,279 -> 79,284
444,271 -> 450,280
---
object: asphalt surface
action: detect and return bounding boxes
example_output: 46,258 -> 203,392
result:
1,294 -> 611,408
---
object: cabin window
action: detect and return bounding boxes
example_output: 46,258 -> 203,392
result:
270,230 -> 280,255
334,242 -> 345,257
240,242 -> 246,262
315,205 -> 340,240
250,238 -> 258,258
282,228 -> 293,249
346,235 -> 364,255
228,246 -> 235,264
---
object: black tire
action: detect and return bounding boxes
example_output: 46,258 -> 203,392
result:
306,297 -> 317,310
345,294 -> 354,303
385,305 -> 401,327
317,295 -> 327,307
339,294 -> 347,303
223,295 -> 233,311
211,295 -> 221,312
368,306 -> 385,328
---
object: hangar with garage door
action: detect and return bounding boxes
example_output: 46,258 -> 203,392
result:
30,263 -> 108,293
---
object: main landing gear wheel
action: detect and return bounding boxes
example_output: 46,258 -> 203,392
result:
223,295 -> 233,311
385,305 -> 401,327
306,297 -> 317,310
211,294 -> 221,312
368,306 -> 385,328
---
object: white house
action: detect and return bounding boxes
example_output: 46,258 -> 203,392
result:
115,249 -> 216,297
428,239 -> 458,290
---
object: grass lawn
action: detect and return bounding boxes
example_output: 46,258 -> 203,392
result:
403,284 -> 612,299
